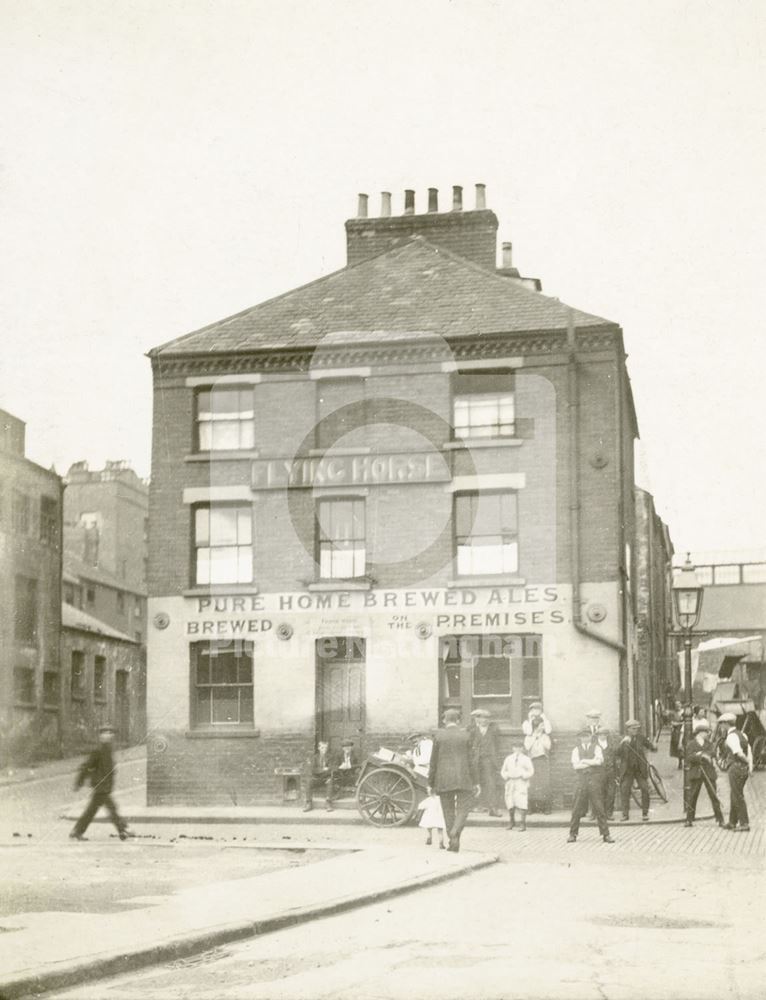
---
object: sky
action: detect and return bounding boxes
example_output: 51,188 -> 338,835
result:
1,0 -> 764,556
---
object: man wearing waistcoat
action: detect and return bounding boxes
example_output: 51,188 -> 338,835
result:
567,728 -> 614,843
683,719 -> 725,827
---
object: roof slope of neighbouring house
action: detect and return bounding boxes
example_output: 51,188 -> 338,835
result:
150,236 -> 617,356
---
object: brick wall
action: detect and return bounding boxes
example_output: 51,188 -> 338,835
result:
345,210 -> 499,271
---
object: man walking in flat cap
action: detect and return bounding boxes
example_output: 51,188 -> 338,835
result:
70,725 -> 130,841
428,709 -> 480,852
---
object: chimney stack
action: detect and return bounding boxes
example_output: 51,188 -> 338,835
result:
502,241 -> 513,269
345,181 -> 498,270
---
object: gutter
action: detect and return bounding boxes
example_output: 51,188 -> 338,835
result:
567,311 -> 626,657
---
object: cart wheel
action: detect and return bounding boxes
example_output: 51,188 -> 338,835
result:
753,735 -> 766,771
714,737 -> 730,771
648,764 -> 667,803
356,766 -> 417,827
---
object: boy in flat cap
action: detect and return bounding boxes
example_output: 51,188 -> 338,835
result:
70,725 -> 130,841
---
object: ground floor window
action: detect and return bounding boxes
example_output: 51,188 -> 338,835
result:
439,633 -> 542,727
191,640 -> 254,728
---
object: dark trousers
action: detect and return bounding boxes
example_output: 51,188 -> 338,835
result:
601,772 -> 616,817
620,770 -> 650,817
476,758 -> 500,811
569,777 -> 609,838
72,790 -> 126,836
304,770 -> 331,806
728,763 -> 750,827
686,772 -> 724,823
439,789 -> 474,846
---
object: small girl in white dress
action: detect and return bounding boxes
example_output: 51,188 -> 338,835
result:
417,792 -> 446,848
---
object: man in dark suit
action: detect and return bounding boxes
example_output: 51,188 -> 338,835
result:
428,709 -> 480,852
70,725 -> 129,841
303,738 -> 360,811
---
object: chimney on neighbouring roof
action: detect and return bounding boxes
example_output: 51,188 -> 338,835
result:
357,193 -> 368,218
345,182 -> 498,271
502,242 -> 513,269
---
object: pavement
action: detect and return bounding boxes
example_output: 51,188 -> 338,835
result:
0,839 -> 496,999
59,734 -> 713,830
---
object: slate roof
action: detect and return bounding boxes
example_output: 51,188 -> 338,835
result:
151,237 -> 616,356
62,603 -> 137,643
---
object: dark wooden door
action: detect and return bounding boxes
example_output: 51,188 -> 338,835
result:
316,637 -> 365,755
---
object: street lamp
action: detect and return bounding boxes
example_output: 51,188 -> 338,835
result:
672,556 -> 704,817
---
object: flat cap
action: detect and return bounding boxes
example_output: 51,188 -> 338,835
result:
471,709 -> 490,719
528,701 -> 543,711
625,719 -> 641,728
718,712 -> 737,724
340,738 -> 355,746
693,719 -> 710,731
98,724 -> 115,733
585,709 -> 601,718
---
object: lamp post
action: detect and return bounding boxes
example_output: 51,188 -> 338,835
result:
671,556 -> 704,817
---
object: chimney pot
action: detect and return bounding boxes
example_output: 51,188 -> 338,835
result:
427,187 -> 438,213
404,189 -> 415,215
357,193 -> 369,218
381,191 -> 392,217
452,185 -> 463,212
502,241 -> 513,269
475,183 -> 486,210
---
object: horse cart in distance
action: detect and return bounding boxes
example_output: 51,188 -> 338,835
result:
355,735 -> 431,827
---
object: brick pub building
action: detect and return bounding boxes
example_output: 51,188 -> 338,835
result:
146,184 -> 667,806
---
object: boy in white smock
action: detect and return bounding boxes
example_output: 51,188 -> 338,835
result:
501,741 -> 534,831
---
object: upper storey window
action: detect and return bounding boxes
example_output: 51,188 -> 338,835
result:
196,387 -> 254,451
453,371 -> 515,439
194,505 -> 253,585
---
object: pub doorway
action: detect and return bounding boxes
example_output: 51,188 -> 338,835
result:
315,636 -> 366,755
439,633 -> 543,729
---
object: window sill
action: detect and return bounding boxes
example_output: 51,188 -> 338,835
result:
183,585 -> 258,597
185,450 -> 261,462
447,575 -> 526,588
185,728 -> 261,739
308,447 -> 372,457
307,580 -> 372,592
443,438 -> 524,450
